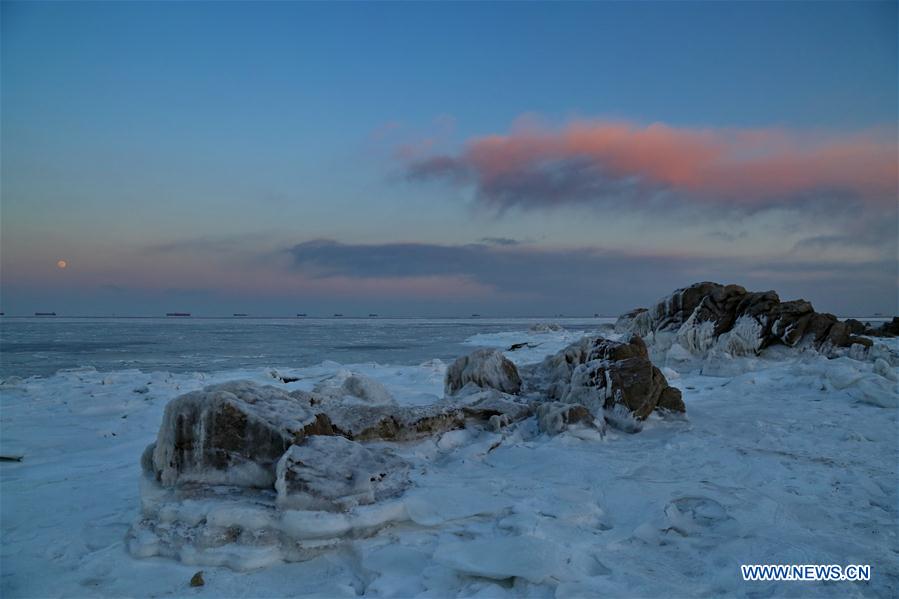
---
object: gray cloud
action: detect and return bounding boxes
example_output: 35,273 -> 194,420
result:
286,239 -> 897,316
478,237 -> 521,246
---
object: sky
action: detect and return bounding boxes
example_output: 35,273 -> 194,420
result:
1,1 -> 896,317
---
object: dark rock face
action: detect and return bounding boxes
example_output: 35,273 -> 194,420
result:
617,281 -> 880,354
845,319 -> 867,335
444,349 -> 522,395
865,317 -> 899,338
530,335 -> 684,431
658,386 -> 687,413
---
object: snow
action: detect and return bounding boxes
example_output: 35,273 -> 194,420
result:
1,326 -> 897,597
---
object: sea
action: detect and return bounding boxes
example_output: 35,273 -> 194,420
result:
0,317 -> 611,379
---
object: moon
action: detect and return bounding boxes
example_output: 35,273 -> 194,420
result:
57,259 -> 68,269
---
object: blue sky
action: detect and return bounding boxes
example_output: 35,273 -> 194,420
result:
1,2 -> 896,316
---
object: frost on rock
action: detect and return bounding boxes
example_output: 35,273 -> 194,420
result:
275,436 -> 410,511
536,402 -> 595,435
300,394 -> 466,441
614,308 -> 653,337
527,334 -> 684,431
460,392 -> 531,424
615,281 -> 878,358
312,370 -> 396,406
444,349 -> 522,396
148,381 -> 333,488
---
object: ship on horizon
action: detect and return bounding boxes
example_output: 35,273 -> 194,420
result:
165,312 -> 191,317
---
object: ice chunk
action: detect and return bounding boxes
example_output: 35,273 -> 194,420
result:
403,487 -> 511,526
873,358 -> 898,382
433,536 -> 565,583
275,436 -> 410,511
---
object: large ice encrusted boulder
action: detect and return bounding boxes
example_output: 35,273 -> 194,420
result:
529,335 -> 684,432
148,381 -> 333,488
444,348 -> 522,395
275,436 -> 410,511
616,282 -> 875,356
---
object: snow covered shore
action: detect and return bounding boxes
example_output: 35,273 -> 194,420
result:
1,323 -> 897,597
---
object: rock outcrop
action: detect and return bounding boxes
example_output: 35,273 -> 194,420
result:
528,334 -> 684,432
864,317 -> 899,338
616,282 -> 875,356
302,396 -> 466,442
133,334 -> 684,570
444,349 -> 522,395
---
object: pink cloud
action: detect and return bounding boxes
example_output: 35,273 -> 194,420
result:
405,119 -> 897,207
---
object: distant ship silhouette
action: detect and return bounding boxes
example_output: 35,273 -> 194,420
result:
34,312 -> 56,316
166,312 -> 191,317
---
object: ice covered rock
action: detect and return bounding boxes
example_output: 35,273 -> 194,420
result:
299,386 -> 529,441
536,402 -> 595,435
312,370 -> 396,406
614,308 -> 652,336
529,334 -> 684,431
461,393 -> 531,423
616,281 -> 885,357
444,349 -> 522,396
148,381 -> 333,488
275,436 -> 410,511
297,394 -> 466,442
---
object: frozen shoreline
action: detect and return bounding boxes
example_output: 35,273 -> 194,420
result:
1,327 -> 897,597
